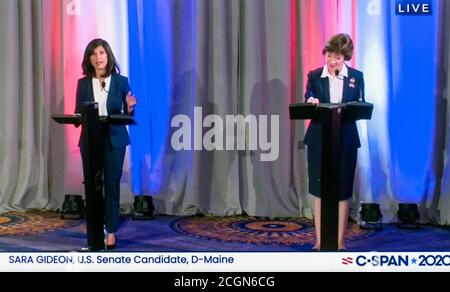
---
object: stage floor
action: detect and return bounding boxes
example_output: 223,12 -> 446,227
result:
1,211 -> 449,252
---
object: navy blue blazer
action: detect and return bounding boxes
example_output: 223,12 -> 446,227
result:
75,73 -> 131,149
303,66 -> 365,150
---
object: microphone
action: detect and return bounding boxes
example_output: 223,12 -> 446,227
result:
357,85 -> 363,102
101,81 -> 109,93
335,69 -> 344,80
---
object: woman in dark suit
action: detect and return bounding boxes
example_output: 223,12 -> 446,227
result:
304,33 -> 365,251
75,38 -> 136,250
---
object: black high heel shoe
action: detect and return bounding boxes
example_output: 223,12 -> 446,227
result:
106,242 -> 117,250
105,233 -> 117,250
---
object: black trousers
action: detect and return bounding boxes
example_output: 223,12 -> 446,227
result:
80,127 -> 126,234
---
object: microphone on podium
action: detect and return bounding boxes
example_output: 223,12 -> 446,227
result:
357,85 -> 363,102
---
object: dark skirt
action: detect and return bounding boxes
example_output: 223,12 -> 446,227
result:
307,146 -> 357,201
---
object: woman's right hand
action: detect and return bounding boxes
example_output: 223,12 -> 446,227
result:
126,91 -> 137,114
307,97 -> 320,104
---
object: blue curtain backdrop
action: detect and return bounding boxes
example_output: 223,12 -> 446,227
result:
123,0 -> 446,222
128,0 -> 172,195
355,0 -> 440,221
389,0 -> 439,203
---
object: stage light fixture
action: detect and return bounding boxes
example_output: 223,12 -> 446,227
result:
132,195 -> 154,220
397,203 -> 420,228
359,203 -> 382,229
61,194 -> 85,219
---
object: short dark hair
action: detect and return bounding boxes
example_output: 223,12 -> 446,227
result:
81,38 -> 120,77
322,33 -> 354,61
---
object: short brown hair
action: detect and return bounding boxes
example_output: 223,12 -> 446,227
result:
322,33 -> 354,61
81,38 -> 120,77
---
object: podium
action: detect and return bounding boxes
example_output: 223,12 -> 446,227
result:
289,102 -> 373,251
52,102 -> 134,251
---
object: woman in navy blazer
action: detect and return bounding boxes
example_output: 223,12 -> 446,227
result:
304,33 -> 365,251
75,39 -> 136,250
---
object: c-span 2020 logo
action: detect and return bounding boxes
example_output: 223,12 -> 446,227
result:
395,1 -> 432,15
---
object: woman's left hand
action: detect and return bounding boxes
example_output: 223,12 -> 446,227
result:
126,91 -> 137,114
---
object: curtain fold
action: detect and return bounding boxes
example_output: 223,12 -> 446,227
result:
127,0 -> 310,217
238,0 -> 305,216
0,0 -> 48,212
438,0 -> 450,225
43,0 -> 65,211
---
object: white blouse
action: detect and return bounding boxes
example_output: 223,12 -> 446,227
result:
92,76 -> 111,116
320,64 -> 348,104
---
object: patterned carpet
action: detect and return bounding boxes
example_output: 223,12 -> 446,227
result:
0,211 -> 81,236
172,215 -> 374,246
1,211 -> 450,252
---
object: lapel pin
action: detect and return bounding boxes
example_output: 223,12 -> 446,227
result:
349,77 -> 356,88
